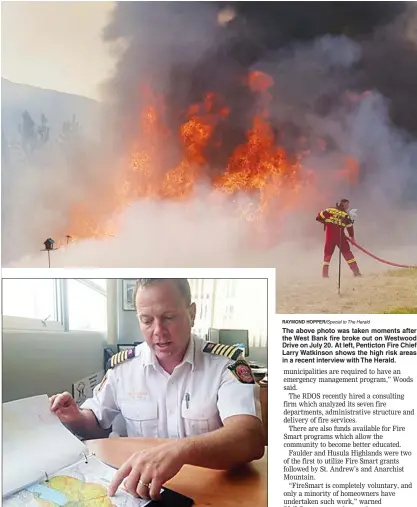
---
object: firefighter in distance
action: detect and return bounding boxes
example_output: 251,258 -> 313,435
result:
316,198 -> 362,278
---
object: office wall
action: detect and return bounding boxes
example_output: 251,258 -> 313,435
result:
3,329 -> 106,402
116,279 -> 143,343
115,280 -> 267,364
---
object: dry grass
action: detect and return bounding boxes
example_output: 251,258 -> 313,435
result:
384,268 -> 417,278
382,307 -> 417,314
277,268 -> 417,314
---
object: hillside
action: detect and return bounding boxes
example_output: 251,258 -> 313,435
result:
1,78 -> 101,141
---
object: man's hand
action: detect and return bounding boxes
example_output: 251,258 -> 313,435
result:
50,392 -> 82,424
108,441 -> 185,501
50,392 -> 108,439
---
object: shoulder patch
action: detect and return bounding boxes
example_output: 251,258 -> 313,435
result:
203,341 -> 242,361
108,348 -> 136,369
228,359 -> 255,384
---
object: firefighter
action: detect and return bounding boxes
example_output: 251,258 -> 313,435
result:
316,198 -> 362,278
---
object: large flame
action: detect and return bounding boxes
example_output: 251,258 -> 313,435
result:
62,71 -> 359,245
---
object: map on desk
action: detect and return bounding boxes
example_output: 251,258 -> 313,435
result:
3,395 -> 154,507
4,455 -> 152,507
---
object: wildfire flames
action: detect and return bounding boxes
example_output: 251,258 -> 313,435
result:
63,71 -> 359,246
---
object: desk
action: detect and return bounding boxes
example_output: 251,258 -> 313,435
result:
87,438 -> 267,507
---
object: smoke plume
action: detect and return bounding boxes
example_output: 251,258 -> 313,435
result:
101,1 -> 417,184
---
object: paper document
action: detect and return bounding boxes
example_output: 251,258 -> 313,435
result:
3,394 -> 88,497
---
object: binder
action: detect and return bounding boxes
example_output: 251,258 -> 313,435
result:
3,395 -> 194,506
39,452 -> 89,483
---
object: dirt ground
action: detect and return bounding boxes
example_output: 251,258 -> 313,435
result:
277,268 -> 417,314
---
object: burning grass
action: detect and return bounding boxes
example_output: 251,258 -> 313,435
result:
59,71 -> 361,247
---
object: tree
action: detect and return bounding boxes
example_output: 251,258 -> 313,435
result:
61,114 -> 80,142
37,113 -> 50,144
18,110 -> 36,153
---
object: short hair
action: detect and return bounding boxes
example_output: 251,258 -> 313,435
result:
336,198 -> 350,209
134,279 -> 192,308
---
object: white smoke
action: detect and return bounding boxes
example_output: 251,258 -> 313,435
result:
2,131 -> 114,265
6,187 -> 278,268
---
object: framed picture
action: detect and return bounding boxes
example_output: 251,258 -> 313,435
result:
122,279 -> 136,311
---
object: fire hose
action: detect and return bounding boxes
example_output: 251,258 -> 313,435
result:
347,238 -> 417,269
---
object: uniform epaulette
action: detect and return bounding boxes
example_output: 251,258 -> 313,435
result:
203,342 -> 242,361
107,348 -> 136,369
